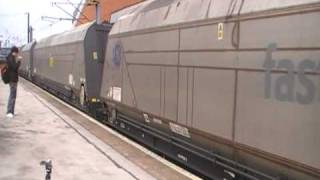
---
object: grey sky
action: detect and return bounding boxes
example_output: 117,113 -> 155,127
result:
0,0 -> 84,47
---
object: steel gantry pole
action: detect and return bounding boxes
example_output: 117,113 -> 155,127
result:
27,12 -> 30,43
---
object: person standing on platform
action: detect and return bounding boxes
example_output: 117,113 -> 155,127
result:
6,46 -> 21,118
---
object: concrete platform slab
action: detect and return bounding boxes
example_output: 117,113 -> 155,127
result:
0,81 -> 155,180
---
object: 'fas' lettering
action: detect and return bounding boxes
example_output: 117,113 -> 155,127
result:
263,44 -> 319,105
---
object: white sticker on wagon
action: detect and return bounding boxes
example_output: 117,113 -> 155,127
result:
80,78 -> 86,83
153,118 -> 162,125
93,51 -> 98,60
169,122 -> 191,138
107,87 -> 113,98
68,74 -> 73,85
177,154 -> 188,162
112,87 -> 121,102
143,113 -> 151,123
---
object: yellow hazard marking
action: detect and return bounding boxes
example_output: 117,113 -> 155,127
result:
91,98 -> 100,102
93,51 -> 98,60
48,57 -> 54,67
217,23 -> 224,40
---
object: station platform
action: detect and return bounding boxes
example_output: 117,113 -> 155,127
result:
0,79 -> 199,180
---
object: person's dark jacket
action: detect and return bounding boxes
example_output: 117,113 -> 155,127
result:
6,53 -> 20,83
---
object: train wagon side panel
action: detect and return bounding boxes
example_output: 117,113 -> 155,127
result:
20,41 -> 36,79
100,0 -> 320,179
33,42 -> 84,88
235,11 -> 320,170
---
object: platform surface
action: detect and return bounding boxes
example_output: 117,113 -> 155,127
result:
0,80 -> 178,180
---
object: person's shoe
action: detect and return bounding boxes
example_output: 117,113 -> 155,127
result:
6,113 -> 14,118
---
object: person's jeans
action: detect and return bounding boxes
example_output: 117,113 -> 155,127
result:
7,82 -> 17,114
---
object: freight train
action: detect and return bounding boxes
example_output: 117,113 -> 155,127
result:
20,22 -> 112,110
20,0 -> 320,179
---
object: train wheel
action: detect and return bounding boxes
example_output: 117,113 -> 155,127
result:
79,85 -> 86,107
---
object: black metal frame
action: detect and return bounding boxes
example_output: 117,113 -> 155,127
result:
100,109 -> 281,180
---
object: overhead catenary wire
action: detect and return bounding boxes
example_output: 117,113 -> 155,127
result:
0,13 -> 25,17
35,1 -> 83,33
35,21 -> 59,32
31,17 -> 43,25
52,2 -> 84,24
66,0 -> 91,21
42,16 -> 74,21
0,2 -> 81,44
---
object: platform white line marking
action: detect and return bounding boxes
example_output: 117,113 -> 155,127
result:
25,80 -> 202,180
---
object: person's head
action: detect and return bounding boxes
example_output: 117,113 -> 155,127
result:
10,46 -> 19,56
